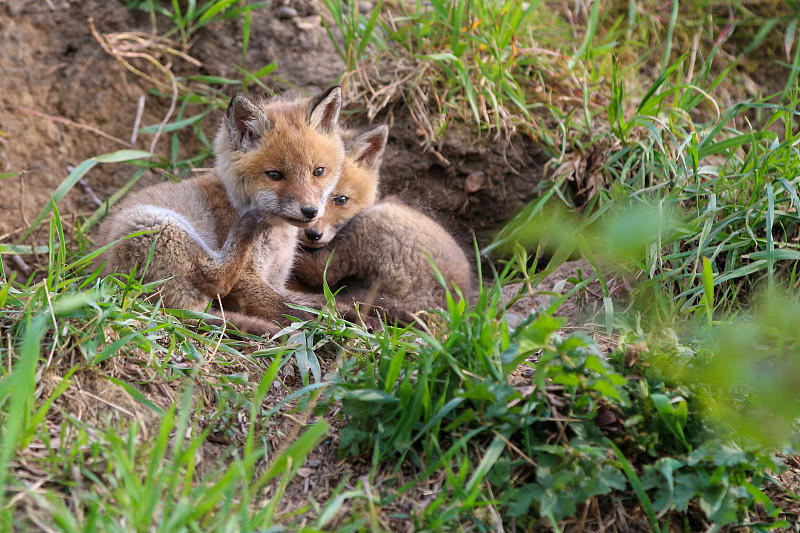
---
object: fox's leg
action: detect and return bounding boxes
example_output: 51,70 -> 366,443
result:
334,284 -> 418,327
189,209 -> 264,297
222,270 -> 326,326
292,246 -> 356,290
223,279 -> 382,332
200,309 -> 282,337
105,207 -> 262,310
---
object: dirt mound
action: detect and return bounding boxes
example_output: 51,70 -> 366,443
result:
0,1 -> 545,255
0,2 -> 157,239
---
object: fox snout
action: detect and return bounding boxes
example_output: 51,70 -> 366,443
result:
300,225 -> 330,248
300,205 -> 319,219
284,201 -> 326,227
305,227 -> 323,241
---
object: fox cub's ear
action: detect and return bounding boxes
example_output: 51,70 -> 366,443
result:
347,125 -> 389,170
308,86 -> 342,134
226,93 -> 272,151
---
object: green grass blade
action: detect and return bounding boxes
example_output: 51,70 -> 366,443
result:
606,438 -> 659,531
18,150 -> 152,243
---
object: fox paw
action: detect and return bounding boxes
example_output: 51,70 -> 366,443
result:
238,208 -> 266,232
213,310 -> 281,338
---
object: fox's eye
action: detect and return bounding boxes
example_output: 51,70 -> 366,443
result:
313,167 -> 325,177
266,170 -> 285,181
332,195 -> 348,206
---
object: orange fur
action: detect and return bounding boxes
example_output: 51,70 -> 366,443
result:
298,125 -> 387,248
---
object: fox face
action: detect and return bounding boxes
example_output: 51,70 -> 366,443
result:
215,87 -> 345,227
300,125 -> 389,248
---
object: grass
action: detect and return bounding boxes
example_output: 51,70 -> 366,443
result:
4,0 -> 800,530
1,210 -> 337,530
322,0 -> 552,141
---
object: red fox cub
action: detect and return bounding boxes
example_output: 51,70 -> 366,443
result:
292,126 -> 473,325
298,125 -> 389,249
96,87 -> 345,334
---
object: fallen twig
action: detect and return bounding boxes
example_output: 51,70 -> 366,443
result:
131,94 -> 146,145
77,178 -> 103,208
11,255 -> 31,276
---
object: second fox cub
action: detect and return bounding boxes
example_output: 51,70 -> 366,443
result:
293,126 -> 473,325
96,87 -> 345,334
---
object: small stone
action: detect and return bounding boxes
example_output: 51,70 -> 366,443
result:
297,467 -> 313,478
358,1 -> 374,14
295,15 -> 321,31
464,170 -> 486,194
276,6 -> 298,19
307,460 -> 321,469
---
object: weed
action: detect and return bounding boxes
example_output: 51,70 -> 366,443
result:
329,267 -> 790,529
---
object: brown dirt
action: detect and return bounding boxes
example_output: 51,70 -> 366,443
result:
367,115 -> 550,248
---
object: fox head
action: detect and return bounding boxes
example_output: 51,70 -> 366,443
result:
215,86 -> 345,226
299,124 -> 389,248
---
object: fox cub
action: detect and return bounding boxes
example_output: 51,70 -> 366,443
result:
292,125 -> 473,325
297,126 -> 387,249
96,87 -> 345,334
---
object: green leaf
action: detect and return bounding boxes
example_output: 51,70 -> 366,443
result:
701,256 -> 714,328
94,332 -> 138,364
697,132 -> 775,160
139,110 -> 213,134
106,376 -> 165,415
339,389 -> 399,403
198,0 -> 244,23
745,249 -> 800,261
464,435 -> 506,507
251,62 -> 278,78
0,244 -> 51,255
606,438 -> 659,532
94,149 -> 153,163
185,75 -> 240,85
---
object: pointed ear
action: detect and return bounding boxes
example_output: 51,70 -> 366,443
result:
308,86 -> 342,134
346,125 -> 389,170
226,93 -> 272,151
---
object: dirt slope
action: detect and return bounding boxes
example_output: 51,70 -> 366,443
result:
0,0 -> 546,255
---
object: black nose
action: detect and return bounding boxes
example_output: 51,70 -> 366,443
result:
300,205 -> 318,219
305,227 -> 323,241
